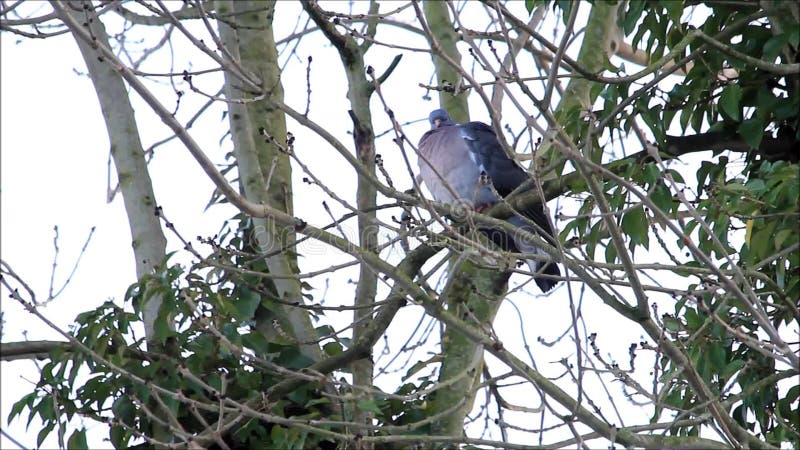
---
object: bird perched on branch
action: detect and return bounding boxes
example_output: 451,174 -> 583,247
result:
417,108 -> 560,292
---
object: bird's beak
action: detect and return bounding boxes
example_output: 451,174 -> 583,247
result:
434,119 -> 442,128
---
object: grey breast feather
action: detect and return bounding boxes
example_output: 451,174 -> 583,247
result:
417,125 -> 497,207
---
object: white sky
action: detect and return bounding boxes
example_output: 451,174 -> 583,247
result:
3,2 -> 790,449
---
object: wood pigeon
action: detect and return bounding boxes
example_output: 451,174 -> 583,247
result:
417,109 -> 560,292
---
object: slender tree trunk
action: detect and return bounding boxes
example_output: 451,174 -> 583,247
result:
300,2 -> 379,441
58,1 -> 171,443
59,1 -> 168,344
347,38 -> 379,450
216,0 -> 321,362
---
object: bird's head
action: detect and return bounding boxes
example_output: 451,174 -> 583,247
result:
428,109 -> 455,129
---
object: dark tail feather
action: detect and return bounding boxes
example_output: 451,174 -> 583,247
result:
532,260 -> 560,292
505,216 -> 561,293
479,221 -> 562,293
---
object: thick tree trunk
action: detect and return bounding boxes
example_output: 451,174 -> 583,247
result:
430,262 -> 510,437
423,0 -> 469,123
421,1 -> 513,439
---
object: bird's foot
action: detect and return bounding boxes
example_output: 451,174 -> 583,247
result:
474,203 -> 492,213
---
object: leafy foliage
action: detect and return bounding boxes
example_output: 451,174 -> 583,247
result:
554,1 -> 799,447
9,245 -> 337,449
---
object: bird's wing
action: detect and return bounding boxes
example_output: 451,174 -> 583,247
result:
458,122 -> 528,196
459,122 -> 556,242
417,125 -> 497,207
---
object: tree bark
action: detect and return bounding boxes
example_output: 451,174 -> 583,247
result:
300,1 -> 380,440
536,1 -> 621,174
424,0 -> 469,123
59,1 -> 168,344
57,1 -> 171,443
216,0 -> 321,361
421,1 -> 514,440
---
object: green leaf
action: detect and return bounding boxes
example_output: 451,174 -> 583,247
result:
403,355 -> 441,382
684,307 -> 702,330
664,316 -> 681,332
323,341 -> 343,356
643,163 -> 660,186
679,104 -> 692,131
691,102 -> 705,131
719,84 -> 742,121
524,0 -> 536,14
774,228 -> 796,251
555,0 -> 574,25
651,184 -> 674,214
276,347 -> 315,369
110,425 -> 130,449
604,242 -> 618,263
315,325 -> 335,338
235,287 -> 261,322
738,118 -> 764,149
745,178 -> 766,194
242,332 -> 269,355
622,206 -> 649,247
623,0 -> 647,35
723,359 -> 746,379
661,0 -> 682,23
763,34 -> 787,60
789,26 -> 800,47
305,397 -> 331,408
36,396 -> 55,421
112,396 -> 136,427
271,425 -> 287,446
709,344 -> 727,371
67,428 -> 88,450
357,399 -> 384,415
8,392 -> 36,423
37,422 -> 55,448
750,220 -> 778,261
